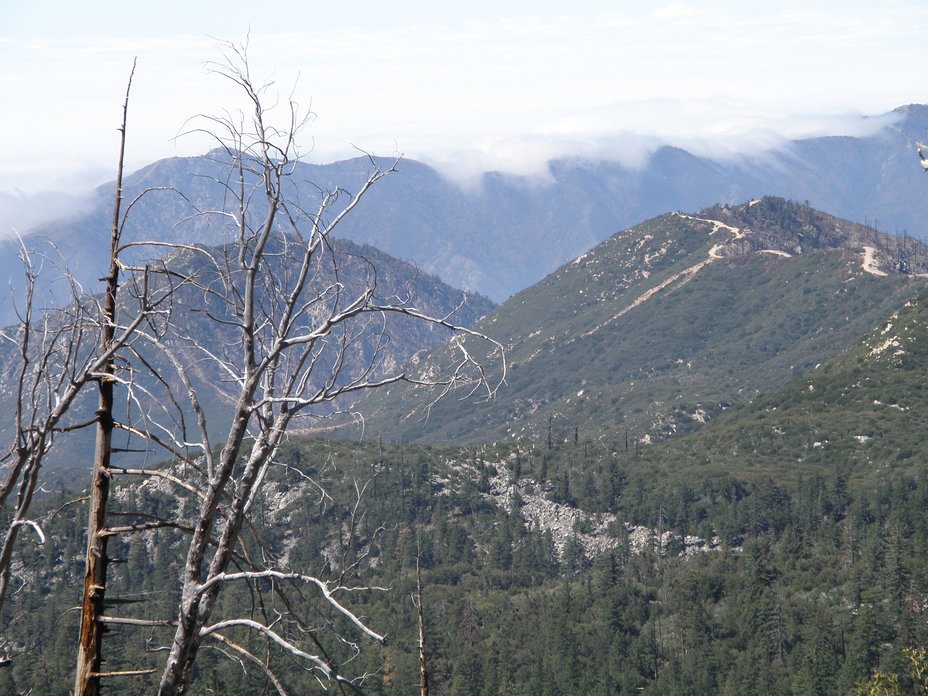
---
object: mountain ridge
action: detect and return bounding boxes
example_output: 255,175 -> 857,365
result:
0,231 -> 495,474
338,197 -> 928,445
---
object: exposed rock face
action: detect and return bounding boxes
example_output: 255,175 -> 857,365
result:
105,450 -> 728,582
477,455 -> 724,562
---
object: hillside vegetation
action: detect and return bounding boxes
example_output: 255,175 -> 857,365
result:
4,419 -> 928,695
648,286 -> 928,487
345,198 -> 928,445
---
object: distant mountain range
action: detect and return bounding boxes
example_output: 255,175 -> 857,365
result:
340,197 -> 928,445
3,104 -> 928,328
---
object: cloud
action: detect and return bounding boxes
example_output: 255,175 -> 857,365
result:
419,132 -> 662,189
411,103 -> 900,189
654,2 -> 698,19
1,4 -> 925,201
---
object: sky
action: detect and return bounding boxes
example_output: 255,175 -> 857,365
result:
0,0 -> 926,228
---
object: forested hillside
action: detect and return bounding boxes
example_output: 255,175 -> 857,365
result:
2,429 -> 927,696
5,196 -> 928,695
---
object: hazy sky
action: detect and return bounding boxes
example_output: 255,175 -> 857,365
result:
1,0 -> 925,209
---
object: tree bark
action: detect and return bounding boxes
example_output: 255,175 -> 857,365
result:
73,59 -> 134,696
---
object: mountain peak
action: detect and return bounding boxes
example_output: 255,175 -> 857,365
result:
695,196 -> 926,275
892,103 -> 928,120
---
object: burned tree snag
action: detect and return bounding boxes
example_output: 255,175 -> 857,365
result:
73,59 -> 135,696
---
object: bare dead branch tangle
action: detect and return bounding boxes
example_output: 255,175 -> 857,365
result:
0,39 -> 503,695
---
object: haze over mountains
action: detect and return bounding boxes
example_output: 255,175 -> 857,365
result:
2,104 -> 927,328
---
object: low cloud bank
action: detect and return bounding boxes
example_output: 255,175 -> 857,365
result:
0,106 -> 904,229
416,107 -> 901,189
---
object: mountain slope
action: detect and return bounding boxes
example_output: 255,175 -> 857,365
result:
643,283 -> 928,487
341,198 -> 928,444
6,400 -> 928,695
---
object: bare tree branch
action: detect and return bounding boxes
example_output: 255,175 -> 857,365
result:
207,631 -> 291,696
196,570 -> 387,642
2,39 -> 502,696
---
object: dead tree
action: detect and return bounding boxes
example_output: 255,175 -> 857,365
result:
0,82 -> 152,621
55,41 -> 505,696
415,542 -> 430,696
73,59 -> 144,696
0,43 -> 501,694
0,61 -> 173,687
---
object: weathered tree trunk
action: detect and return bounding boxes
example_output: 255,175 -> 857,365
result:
416,551 -> 430,696
72,380 -> 115,696
73,61 -> 134,696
